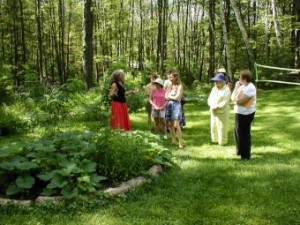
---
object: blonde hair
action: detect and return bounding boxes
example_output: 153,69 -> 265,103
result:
171,72 -> 181,85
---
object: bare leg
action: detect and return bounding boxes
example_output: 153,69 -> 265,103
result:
154,117 -> 160,136
174,120 -> 183,148
169,120 -> 176,144
148,114 -> 152,130
161,118 -> 167,136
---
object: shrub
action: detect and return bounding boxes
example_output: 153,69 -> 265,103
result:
0,130 -> 174,199
92,129 -> 174,182
0,103 -> 27,136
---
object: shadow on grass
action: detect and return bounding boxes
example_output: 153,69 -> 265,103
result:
1,88 -> 300,225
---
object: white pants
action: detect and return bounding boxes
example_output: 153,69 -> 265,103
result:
210,110 -> 229,145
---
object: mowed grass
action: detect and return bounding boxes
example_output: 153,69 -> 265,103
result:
1,88 -> 300,225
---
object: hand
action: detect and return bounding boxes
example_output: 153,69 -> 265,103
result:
132,87 -> 139,93
235,81 -> 242,88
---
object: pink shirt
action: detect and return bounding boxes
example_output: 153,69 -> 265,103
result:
151,88 -> 166,109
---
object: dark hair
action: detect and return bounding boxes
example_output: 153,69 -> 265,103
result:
110,69 -> 125,85
151,73 -> 158,80
240,70 -> 252,82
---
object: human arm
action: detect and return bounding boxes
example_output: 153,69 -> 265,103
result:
148,92 -> 158,110
166,85 -> 183,101
231,81 -> 242,103
125,87 -> 139,95
215,87 -> 231,109
208,86 -> 231,111
232,82 -> 255,107
109,83 -> 118,97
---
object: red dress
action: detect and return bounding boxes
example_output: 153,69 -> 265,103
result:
110,83 -> 131,131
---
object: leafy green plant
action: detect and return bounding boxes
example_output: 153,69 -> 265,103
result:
92,129 -> 174,182
99,73 -> 112,111
0,133 -> 106,199
191,80 -> 212,95
0,104 -> 26,136
0,129 -> 174,199
0,76 -> 14,105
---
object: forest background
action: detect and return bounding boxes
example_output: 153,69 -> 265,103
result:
0,0 -> 300,204
0,0 -> 299,90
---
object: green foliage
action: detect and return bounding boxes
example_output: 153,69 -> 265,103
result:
0,132 -> 105,198
92,129 -> 173,181
65,77 -> 85,93
106,60 -> 128,76
126,90 -> 145,113
66,89 -> 109,125
99,73 -> 112,111
125,72 -> 145,113
0,75 -> 14,105
0,129 -> 173,199
191,80 -> 211,94
0,103 -> 27,136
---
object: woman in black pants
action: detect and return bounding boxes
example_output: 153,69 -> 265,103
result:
231,70 -> 256,160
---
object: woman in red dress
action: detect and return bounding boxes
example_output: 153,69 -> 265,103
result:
109,69 -> 138,131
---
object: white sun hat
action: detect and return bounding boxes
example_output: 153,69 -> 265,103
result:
153,78 -> 164,87
217,68 -> 227,73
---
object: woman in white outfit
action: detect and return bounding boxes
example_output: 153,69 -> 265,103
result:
208,73 -> 231,146
231,70 -> 256,160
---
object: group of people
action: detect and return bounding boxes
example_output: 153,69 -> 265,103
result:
108,67 -> 257,160
208,68 -> 256,160
109,69 -> 184,149
144,70 -> 184,149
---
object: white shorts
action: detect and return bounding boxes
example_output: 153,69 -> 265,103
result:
151,109 -> 166,118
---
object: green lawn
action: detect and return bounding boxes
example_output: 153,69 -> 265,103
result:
1,88 -> 300,225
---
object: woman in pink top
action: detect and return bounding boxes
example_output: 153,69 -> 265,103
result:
149,78 -> 167,139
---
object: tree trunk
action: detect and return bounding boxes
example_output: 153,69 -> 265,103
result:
36,0 -> 43,80
82,0 -> 94,89
157,0 -> 163,73
230,0 -> 255,68
176,0 -> 181,66
271,0 -> 282,48
0,0 -> 5,62
208,0 -> 215,80
19,0 -> 26,64
219,0 -> 232,80
138,0 -> 144,70
183,0 -> 189,70
291,0 -> 300,68
58,0 -> 66,83
128,0 -> 134,67
12,0 -> 19,85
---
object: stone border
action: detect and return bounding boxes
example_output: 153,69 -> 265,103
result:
0,165 -> 163,206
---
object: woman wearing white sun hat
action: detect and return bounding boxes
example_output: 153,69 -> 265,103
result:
217,67 -> 232,90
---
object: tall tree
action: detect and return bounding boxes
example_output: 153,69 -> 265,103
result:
291,0 -> 300,68
82,0 -> 94,89
271,0 -> 282,47
58,0 -> 66,83
208,0 -> 216,79
36,0 -> 44,80
230,0 -> 255,68
219,0 -> 232,80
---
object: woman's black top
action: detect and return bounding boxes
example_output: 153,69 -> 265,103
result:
112,82 -> 126,103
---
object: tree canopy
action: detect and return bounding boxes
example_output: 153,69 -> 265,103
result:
0,0 -> 299,88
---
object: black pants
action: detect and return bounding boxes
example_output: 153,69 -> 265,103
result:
234,112 -> 255,160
